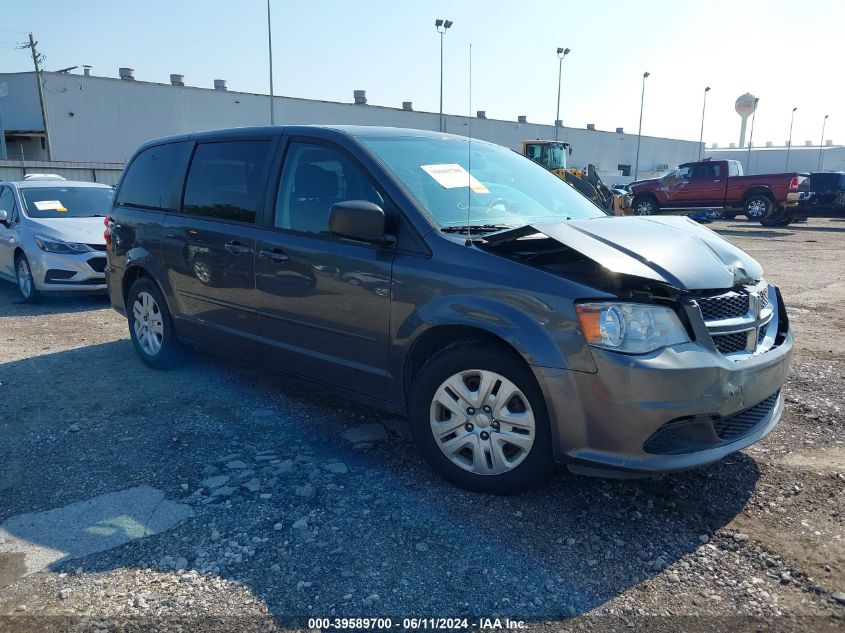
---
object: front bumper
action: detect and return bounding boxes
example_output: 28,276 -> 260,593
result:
533,312 -> 793,476
28,248 -> 107,293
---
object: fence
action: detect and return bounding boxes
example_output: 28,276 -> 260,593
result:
0,160 -> 124,186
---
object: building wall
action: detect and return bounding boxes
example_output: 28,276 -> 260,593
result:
1,71 -> 700,181
704,146 -> 845,175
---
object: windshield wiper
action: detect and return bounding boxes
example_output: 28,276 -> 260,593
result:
440,224 -> 516,234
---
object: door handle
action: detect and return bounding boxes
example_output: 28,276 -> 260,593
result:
259,247 -> 289,263
224,241 -> 251,255
714,179 -> 721,183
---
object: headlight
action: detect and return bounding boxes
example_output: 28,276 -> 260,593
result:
34,235 -> 91,254
575,302 -> 690,354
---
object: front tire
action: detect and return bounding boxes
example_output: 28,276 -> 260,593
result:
15,253 -> 40,303
760,205 -> 788,227
408,341 -> 555,494
633,195 -> 658,216
126,277 -> 184,369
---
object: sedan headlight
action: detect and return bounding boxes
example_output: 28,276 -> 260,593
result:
575,302 -> 690,354
34,235 -> 91,254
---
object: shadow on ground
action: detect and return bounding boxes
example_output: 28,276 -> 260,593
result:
0,283 -> 110,317
0,340 -> 760,622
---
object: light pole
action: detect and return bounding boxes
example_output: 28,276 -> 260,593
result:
435,19 -> 453,133
554,47 -> 570,141
745,97 -> 759,174
785,106 -> 797,171
818,114 -> 829,171
698,86 -> 710,160
267,0 -> 275,124
633,71 -> 649,182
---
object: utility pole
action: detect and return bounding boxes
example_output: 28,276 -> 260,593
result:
267,0 -> 275,124
21,33 -> 52,160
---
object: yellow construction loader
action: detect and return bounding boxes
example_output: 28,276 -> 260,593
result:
522,140 -> 622,213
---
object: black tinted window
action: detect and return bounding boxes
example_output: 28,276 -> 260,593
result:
0,187 -> 15,220
183,140 -> 271,224
117,141 -> 192,210
275,142 -> 384,234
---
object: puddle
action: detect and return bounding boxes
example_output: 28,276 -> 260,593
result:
0,486 -> 193,586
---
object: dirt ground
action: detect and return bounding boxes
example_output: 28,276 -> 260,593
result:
0,217 -> 843,632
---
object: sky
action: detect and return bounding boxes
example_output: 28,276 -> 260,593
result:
1,0 -> 841,147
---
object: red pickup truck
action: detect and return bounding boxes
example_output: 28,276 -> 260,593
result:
629,159 -> 808,225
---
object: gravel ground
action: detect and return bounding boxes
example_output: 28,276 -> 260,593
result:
0,217 -> 843,632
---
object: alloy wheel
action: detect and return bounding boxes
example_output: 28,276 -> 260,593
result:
132,291 -> 164,356
17,258 -> 33,298
746,199 -> 768,218
635,201 -> 653,215
429,369 -> 535,475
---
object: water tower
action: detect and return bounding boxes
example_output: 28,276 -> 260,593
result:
735,93 -> 757,148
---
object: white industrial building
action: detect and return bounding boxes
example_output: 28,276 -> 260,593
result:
704,145 -> 845,175
1,69 -> 701,184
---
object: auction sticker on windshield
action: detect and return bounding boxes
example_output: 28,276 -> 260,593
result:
421,163 -> 489,193
33,200 -> 68,212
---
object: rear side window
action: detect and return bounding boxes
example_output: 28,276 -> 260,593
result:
183,140 -> 272,224
117,141 -> 192,210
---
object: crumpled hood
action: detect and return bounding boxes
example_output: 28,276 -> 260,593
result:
509,215 -> 763,290
25,217 -> 106,245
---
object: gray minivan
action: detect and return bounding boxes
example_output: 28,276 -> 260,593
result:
105,126 -> 792,493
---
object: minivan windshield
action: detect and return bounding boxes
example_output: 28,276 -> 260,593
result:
21,186 -> 115,219
360,136 -> 605,231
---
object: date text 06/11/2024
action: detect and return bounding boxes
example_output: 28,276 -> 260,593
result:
306,617 -> 527,630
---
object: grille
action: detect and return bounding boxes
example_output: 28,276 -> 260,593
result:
87,257 -> 107,273
714,391 -> 780,440
86,244 -> 107,252
643,391 -> 781,454
713,331 -> 749,354
698,292 -> 749,321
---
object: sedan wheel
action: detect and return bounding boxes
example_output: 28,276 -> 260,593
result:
430,369 -> 535,476
15,255 -> 39,303
132,291 -> 164,356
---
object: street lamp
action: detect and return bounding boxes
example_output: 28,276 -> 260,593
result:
818,114 -> 829,171
435,18 -> 454,133
698,86 -> 711,160
554,47 -> 571,141
785,106 -> 797,171
745,97 -> 760,174
267,0 -> 275,124
633,71 -> 650,182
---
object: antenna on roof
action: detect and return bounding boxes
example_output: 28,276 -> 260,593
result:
465,43 -> 473,247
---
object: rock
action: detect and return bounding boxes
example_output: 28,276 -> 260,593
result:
255,455 -> 279,462
215,454 -> 241,464
58,589 -> 72,600
210,530 -> 221,541
179,483 -> 189,491
133,594 -> 148,609
733,533 -> 749,543
325,462 -> 349,475
273,523 -> 284,531
201,475 -> 230,489
343,593 -> 353,601
174,557 -> 189,571
566,538 -> 576,546
342,423 -> 387,444
201,465 -> 220,477
270,564 -> 281,573
212,486 -> 236,497
68,424 -> 81,433
295,484 -> 315,498
698,534 -> 709,544
241,478 -> 261,493
274,460 -> 295,475
832,592 -> 845,605
260,493 -> 272,500
353,442 -> 374,451
225,460 -> 248,470
362,593 -> 380,608
297,581 -> 312,590
415,541 -> 430,552
15,605 -> 26,612
667,573 -> 681,584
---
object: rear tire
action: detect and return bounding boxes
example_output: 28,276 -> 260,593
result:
126,277 -> 184,369
15,253 -> 40,303
632,195 -> 658,216
408,341 -> 555,494
744,194 -> 773,221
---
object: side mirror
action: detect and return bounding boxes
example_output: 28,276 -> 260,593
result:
329,200 -> 392,244
0,209 -> 8,224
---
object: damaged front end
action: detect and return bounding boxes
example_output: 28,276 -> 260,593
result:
480,215 -> 793,475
